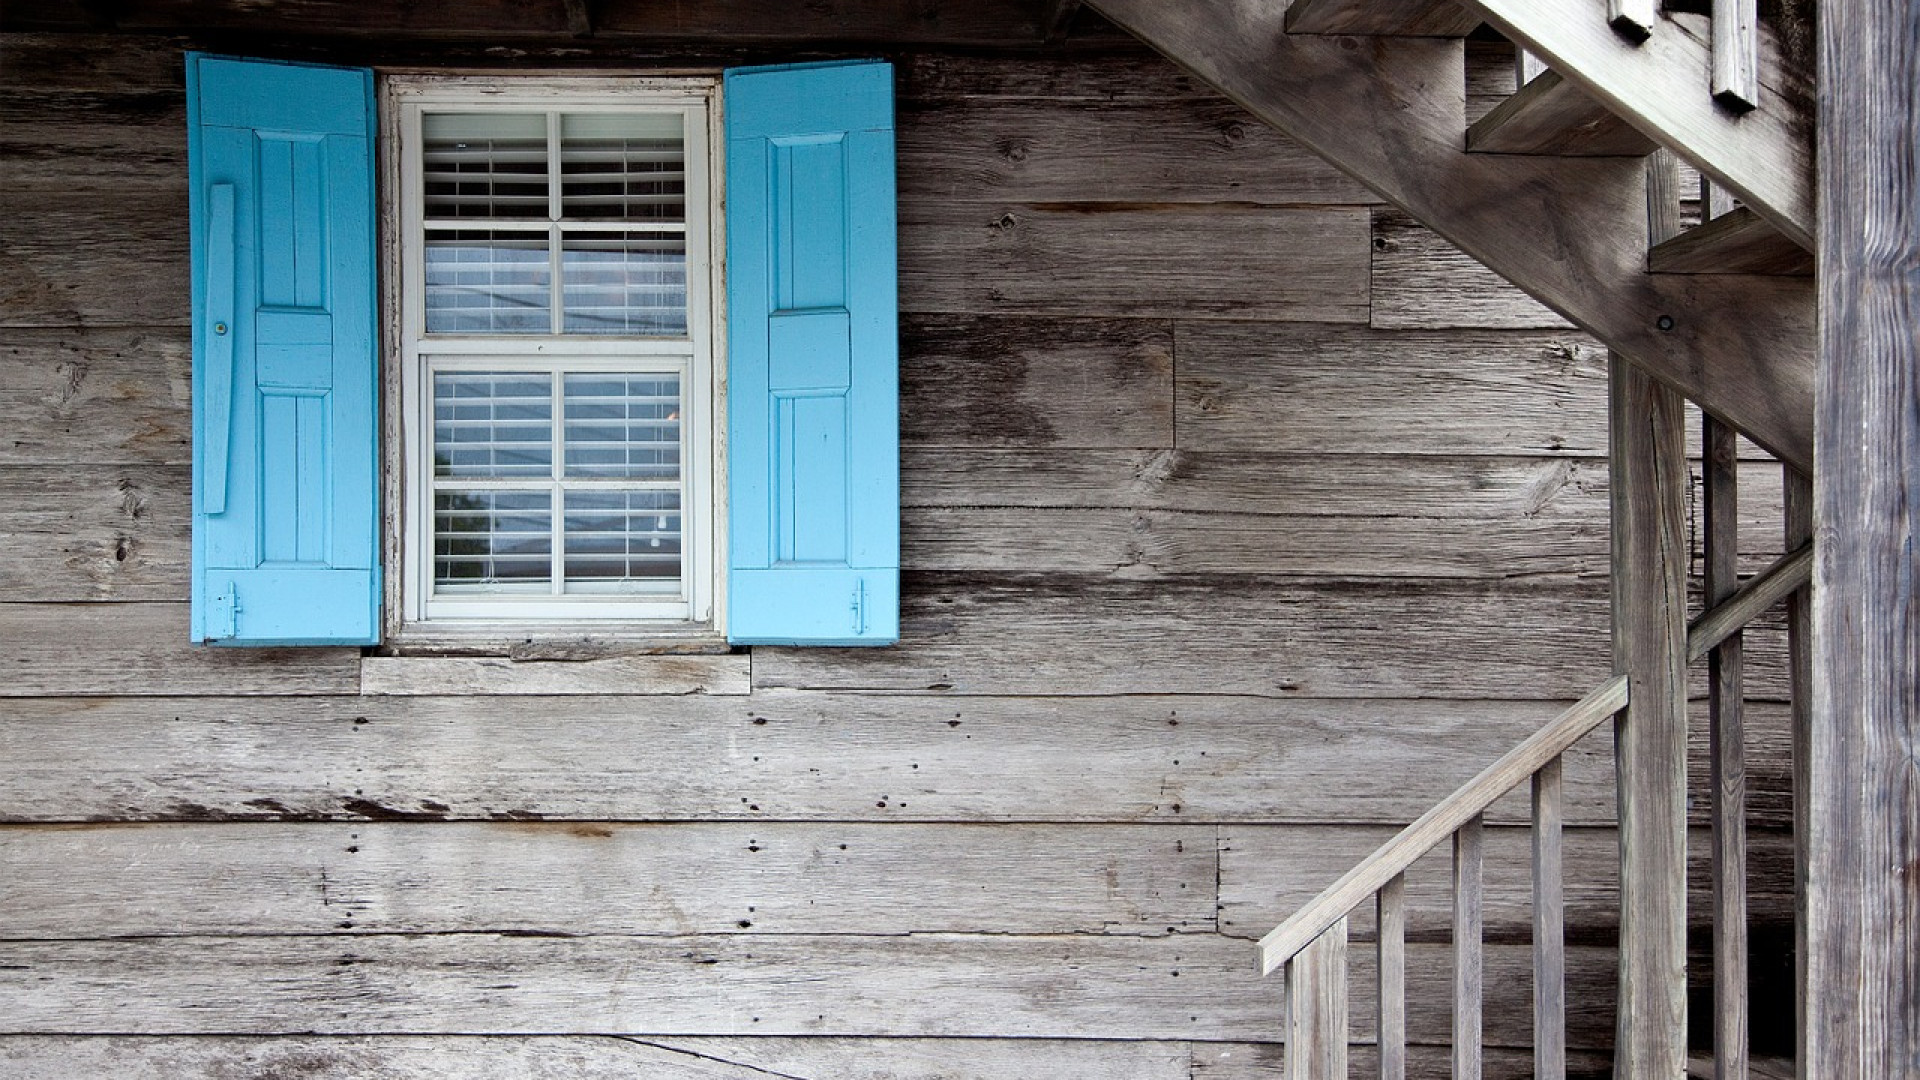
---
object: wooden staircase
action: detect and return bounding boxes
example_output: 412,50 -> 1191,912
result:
1079,1 -> 1821,1077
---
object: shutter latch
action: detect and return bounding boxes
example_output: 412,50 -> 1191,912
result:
209,582 -> 240,641
849,578 -> 868,637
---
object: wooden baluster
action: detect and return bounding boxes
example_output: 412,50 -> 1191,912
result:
1515,46 -> 1549,89
1646,149 -> 1684,247
1609,0 -> 1659,41
1782,466 -> 1812,1076
1702,175 -> 1739,222
1287,919 -> 1350,1080
1705,415 -> 1749,1080
1610,355 -> 1690,1080
1454,816 -> 1484,1080
1378,876 -> 1407,1080
1533,758 -> 1567,1080
1711,0 -> 1760,112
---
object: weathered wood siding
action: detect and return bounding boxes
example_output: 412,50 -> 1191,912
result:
0,30 -> 1792,1077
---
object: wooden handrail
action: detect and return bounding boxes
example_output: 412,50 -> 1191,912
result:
1686,542 -> 1813,662
1258,675 -> 1629,974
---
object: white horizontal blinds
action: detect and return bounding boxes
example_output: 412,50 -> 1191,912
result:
429,368 -> 684,598
421,110 -> 688,337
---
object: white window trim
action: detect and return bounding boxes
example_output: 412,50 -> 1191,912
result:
382,72 -> 728,645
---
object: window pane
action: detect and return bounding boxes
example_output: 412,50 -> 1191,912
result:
434,372 -> 553,478
563,373 -> 681,479
422,113 -> 549,220
424,229 -> 552,334
561,232 -> 687,335
564,490 -> 681,592
435,490 -> 552,590
560,113 -> 685,222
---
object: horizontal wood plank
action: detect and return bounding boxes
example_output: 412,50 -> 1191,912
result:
1647,207 -> 1815,276
1175,324 -> 1604,456
1466,71 -> 1658,157
0,933 -> 1617,1045
1370,211 -> 1576,330
0,186 -> 187,328
0,822 -> 1215,938
0,691 -> 1630,825
1191,1042 -> 1616,1079
1284,0 -> 1482,36
0,1036 -> 1194,1080
0,466 -> 187,600
359,654 -> 750,697
900,314 -> 1175,449
900,203 -> 1372,321
0,603 -> 359,696
0,328 -> 191,466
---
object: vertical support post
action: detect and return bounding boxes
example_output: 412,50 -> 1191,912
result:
1810,0 -> 1919,1073
1286,920 -> 1350,1080
1711,0 -> 1760,112
1781,467 -> 1812,1080
1646,149 -> 1683,250
1533,758 -> 1567,1080
1704,415 -> 1749,1080
1378,876 -> 1407,1080
1454,815 -> 1485,1080
1609,354 -> 1690,1080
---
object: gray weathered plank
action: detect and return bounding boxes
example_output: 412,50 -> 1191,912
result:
655,1036 -> 1194,1080
1808,0 -> 1920,1070
0,328 -> 191,466
0,822 -> 1214,938
1466,71 -> 1657,157
0,603 -> 360,696
1086,0 -> 1814,467
1704,415 -> 1750,1080
1190,1043 -> 1617,1079
1285,920 -> 1349,1080
1609,356 -> 1691,1079
900,202 -> 1371,322
0,90 -> 186,190
0,933 -> 1619,1045
1453,816 -> 1484,1080
1175,324 -> 1603,455
1369,212 -> 1575,330
1531,759 -> 1567,1080
0,466 -> 187,600
1377,876 -> 1408,1080
1782,466 -> 1812,1068
1284,0 -> 1481,37
1647,207 -> 1815,276
0,691 -> 1628,826
900,314 -> 1174,449
0,187 -> 188,328
359,654 -> 750,697
755,575 -> 1614,698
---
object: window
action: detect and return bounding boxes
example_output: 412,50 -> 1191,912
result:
187,54 -> 900,649
390,79 -> 721,634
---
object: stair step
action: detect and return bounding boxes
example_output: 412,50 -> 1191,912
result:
1467,70 -> 1658,156
1649,206 -> 1814,275
1284,0 -> 1482,37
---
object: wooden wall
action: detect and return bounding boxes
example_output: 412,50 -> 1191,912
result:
0,31 -> 1793,1078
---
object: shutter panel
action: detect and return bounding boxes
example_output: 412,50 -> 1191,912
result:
188,55 -> 380,645
725,62 -> 899,646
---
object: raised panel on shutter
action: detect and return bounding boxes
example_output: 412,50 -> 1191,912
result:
188,54 -> 380,645
725,61 -> 899,646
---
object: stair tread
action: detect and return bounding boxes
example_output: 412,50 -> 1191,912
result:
1285,0 -> 1482,37
1649,206 -> 1815,275
1468,70 -> 1659,157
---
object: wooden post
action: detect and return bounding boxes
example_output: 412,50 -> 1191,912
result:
1703,415 -> 1748,1080
1782,467 -> 1812,1080
1609,354 -> 1689,1080
1378,876 -> 1407,1080
1286,921 -> 1350,1080
1809,0 -> 1920,1075
1533,758 -> 1567,1080
1454,815 -> 1484,1080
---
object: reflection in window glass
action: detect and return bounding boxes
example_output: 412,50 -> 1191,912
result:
563,374 -> 681,480
424,230 -> 551,334
433,372 -> 553,478
564,490 -> 681,592
434,489 -> 552,590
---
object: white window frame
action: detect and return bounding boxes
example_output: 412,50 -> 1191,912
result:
384,73 -> 726,641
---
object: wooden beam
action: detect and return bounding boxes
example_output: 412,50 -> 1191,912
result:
1466,70 -> 1658,156
1608,354 -> 1689,1080
1703,415 -> 1749,1080
1808,0 -> 1920,1073
1085,0 -> 1815,469
1647,207 -> 1815,276
1284,0 -> 1482,38
1464,0 -> 1814,250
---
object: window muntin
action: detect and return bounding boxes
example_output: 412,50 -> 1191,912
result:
394,78 -> 719,631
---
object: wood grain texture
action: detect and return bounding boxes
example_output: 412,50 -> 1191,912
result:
1369,212 -> 1575,330
0,822 -> 1215,938
0,186 -> 188,328
359,654 -> 750,697
1174,324 -> 1604,455
900,314 -> 1174,449
1703,415 -> 1749,1080
0,933 -> 1620,1045
0,603 -> 360,696
1283,0 -> 1482,36
1284,920 -> 1349,1080
1087,0 -> 1815,467
900,202 -> 1371,322
1808,0 -> 1920,1072
0,328 -> 191,465
1191,1043 -> 1616,1079
1466,71 -> 1657,157
1532,760 -> 1567,1080
755,574 -> 1615,698
1378,876 -> 1409,1080
1646,207 -> 1814,276
1452,817 -> 1484,1080
0,691 -> 1630,826
0,466 -> 187,600
1608,356 -> 1690,1079
654,1036 -> 1194,1080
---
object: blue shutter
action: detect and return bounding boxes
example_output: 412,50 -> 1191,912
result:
187,54 -> 380,645
725,62 -> 900,646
